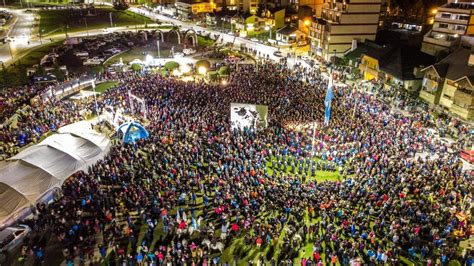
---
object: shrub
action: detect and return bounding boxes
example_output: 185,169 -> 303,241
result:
195,59 -> 211,70
164,61 -> 180,71
208,71 -> 218,80
131,63 -> 142,72
218,66 -> 230,76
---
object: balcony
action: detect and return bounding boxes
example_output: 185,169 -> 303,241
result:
449,103 -> 474,120
423,35 -> 454,48
434,27 -> 466,35
420,90 -> 438,104
434,17 -> 469,25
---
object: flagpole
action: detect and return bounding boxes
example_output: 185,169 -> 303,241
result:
353,84 -> 358,118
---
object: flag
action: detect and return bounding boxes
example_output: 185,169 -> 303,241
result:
192,217 -> 198,230
324,73 -> 334,125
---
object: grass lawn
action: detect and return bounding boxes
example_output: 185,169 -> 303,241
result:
18,41 -> 62,66
87,81 -> 119,93
39,7 -> 153,35
265,155 -> 341,183
197,35 -> 216,46
0,41 -> 62,88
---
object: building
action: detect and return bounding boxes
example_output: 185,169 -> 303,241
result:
176,0 -> 216,18
308,0 -> 382,60
222,0 -> 258,13
293,0 -> 324,16
421,0 -> 474,57
419,47 -> 474,120
276,25 -> 306,43
358,44 -> 435,92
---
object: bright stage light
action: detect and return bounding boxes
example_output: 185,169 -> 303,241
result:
198,66 -> 207,75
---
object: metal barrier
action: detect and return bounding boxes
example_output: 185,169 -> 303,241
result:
42,77 -> 97,100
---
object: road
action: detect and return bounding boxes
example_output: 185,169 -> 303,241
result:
129,7 -> 310,63
0,9 -> 151,67
0,9 -> 37,65
0,6 -> 309,69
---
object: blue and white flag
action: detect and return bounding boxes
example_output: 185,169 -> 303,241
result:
192,217 -> 198,230
324,73 -> 334,125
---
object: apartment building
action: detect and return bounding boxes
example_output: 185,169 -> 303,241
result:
421,0 -> 474,57
308,0 -> 382,60
176,0 -> 216,18
419,47 -> 474,120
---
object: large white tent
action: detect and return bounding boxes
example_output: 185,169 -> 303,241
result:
0,121 -> 110,226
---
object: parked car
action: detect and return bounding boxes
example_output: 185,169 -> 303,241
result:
0,225 -> 31,255
83,58 -> 102,66
74,51 -> 89,57
183,48 -> 196,55
173,52 -> 184,58
105,48 -> 121,54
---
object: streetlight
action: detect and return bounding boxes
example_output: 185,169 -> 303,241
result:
265,25 -> 272,41
156,40 -> 161,59
39,29 -> 44,44
7,41 -> 13,59
84,18 -> 89,36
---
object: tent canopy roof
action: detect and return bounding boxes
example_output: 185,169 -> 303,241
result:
0,121 -> 110,224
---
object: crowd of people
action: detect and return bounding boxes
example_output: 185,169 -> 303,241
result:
0,72 -> 116,159
2,60 -> 472,265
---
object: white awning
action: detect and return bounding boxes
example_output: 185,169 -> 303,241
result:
0,121 -> 110,225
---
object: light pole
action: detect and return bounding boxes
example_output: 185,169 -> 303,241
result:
39,29 -> 44,44
91,80 -> 99,118
7,42 -> 13,59
265,25 -> 272,41
156,40 -> 160,58
84,17 -> 89,36
63,24 -> 69,38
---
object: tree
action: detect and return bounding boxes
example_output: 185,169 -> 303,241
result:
164,61 -> 180,71
218,66 -> 230,76
113,0 -> 129,10
131,63 -> 142,72
195,59 -> 211,70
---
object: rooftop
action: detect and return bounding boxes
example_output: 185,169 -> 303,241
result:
442,1 -> 474,10
436,47 -> 474,84
345,41 -> 382,61
364,45 -> 435,81
277,25 -> 299,35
